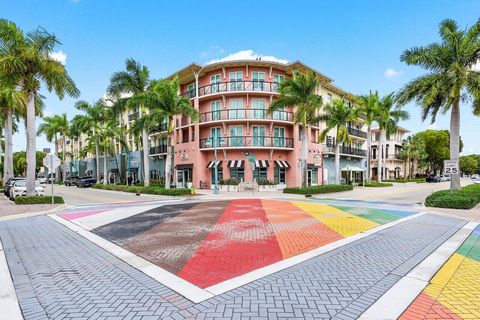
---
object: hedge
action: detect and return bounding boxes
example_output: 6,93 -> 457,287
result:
91,184 -> 192,196
283,184 -> 353,194
384,178 -> 426,183
425,184 -> 480,209
15,196 -> 64,205
364,182 -> 393,187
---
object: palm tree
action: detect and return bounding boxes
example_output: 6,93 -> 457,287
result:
376,93 -> 409,182
400,135 -> 427,179
269,72 -> 323,187
37,113 -> 69,180
144,78 -> 198,189
107,58 -> 152,186
357,91 -> 380,182
71,100 -> 106,183
318,99 -> 360,185
0,19 -> 79,195
397,18 -> 480,190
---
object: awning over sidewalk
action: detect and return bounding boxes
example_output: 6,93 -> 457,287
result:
228,160 -> 244,168
274,160 -> 290,168
206,160 -> 222,168
341,166 -> 364,172
255,160 -> 269,168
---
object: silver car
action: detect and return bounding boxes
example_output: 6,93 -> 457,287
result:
9,180 -> 45,200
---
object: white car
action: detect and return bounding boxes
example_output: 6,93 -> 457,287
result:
9,180 -> 45,200
439,175 -> 450,182
472,174 -> 480,184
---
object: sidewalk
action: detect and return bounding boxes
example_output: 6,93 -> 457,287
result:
0,196 -> 61,218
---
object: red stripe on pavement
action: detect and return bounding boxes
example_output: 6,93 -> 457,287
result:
58,210 -> 108,220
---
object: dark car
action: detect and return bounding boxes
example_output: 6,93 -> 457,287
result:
4,177 -> 26,196
426,174 -> 441,183
64,176 -> 80,186
76,176 -> 97,188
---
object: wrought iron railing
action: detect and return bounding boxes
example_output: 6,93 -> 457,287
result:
200,108 -> 293,123
128,112 -> 139,121
180,81 -> 281,97
347,127 -> 368,139
149,145 -> 167,155
199,136 -> 294,149
324,144 -> 367,157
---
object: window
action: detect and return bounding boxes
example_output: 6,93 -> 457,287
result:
254,167 -> 268,180
229,98 -> 244,119
211,167 -> 223,184
274,167 -> 286,184
191,127 -> 195,142
272,105 -> 286,120
230,167 -> 244,180
252,98 -> 266,119
327,93 -> 333,104
229,125 -> 243,147
252,126 -> 266,146
252,72 -> 266,91
273,127 -> 285,147
273,74 -> 285,92
210,74 -> 221,93
311,168 -> 318,185
210,127 -> 223,147
187,83 -> 196,98
182,128 -> 189,143
211,101 -> 221,121
229,72 -> 243,91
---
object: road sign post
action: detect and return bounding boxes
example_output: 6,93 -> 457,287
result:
444,160 -> 459,193
248,155 -> 256,196
43,153 -> 61,204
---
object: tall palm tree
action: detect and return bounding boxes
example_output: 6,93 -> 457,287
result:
107,58 -> 152,186
400,135 -> 427,179
0,19 -> 79,195
269,72 -> 323,187
37,113 -> 69,180
318,99 -> 360,185
71,100 -> 106,183
397,18 -> 480,190
357,91 -> 380,182
376,93 -> 409,182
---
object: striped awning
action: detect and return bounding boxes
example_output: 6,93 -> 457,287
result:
228,160 -> 244,168
207,160 -> 222,168
275,160 -> 290,168
255,160 -> 269,168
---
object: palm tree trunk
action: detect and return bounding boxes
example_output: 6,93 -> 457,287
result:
164,132 -> 172,189
103,148 -> 108,185
95,136 -> 100,184
450,100 -> 461,191
301,126 -> 308,187
62,137 -> 66,181
26,92 -> 36,196
366,125 -> 371,182
377,129 -> 383,183
3,107 -> 13,185
142,129 -> 150,186
53,134 -> 60,181
334,142 -> 341,185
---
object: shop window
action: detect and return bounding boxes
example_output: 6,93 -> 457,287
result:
230,167 -> 244,180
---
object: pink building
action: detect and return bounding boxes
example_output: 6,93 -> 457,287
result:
161,59 -> 348,189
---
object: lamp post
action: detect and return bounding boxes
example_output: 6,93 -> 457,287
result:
213,136 -> 219,194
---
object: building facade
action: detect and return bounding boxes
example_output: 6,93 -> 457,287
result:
370,127 -> 409,180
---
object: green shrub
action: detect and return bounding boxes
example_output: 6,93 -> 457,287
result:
283,184 -> 353,194
384,178 -> 426,183
91,184 -> 191,196
256,178 -> 275,185
15,196 -> 64,205
425,184 -> 480,209
219,178 -> 240,185
364,181 -> 393,187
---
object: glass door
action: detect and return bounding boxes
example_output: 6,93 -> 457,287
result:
210,74 -> 221,93
273,127 -> 285,147
229,98 -> 244,119
229,125 -> 243,147
252,126 -> 266,146
252,72 -> 265,91
176,170 -> 185,188
210,101 -> 221,121
229,72 -> 243,91
252,98 -> 266,119
211,127 -> 222,147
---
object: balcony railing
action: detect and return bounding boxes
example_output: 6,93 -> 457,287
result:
200,109 -> 293,123
149,145 -> 167,155
347,127 -> 368,139
324,144 -> 367,157
386,154 -> 403,160
199,136 -> 294,149
128,112 -> 139,121
151,122 -> 168,133
180,81 -> 281,98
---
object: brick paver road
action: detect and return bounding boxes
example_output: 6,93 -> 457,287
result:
0,213 -> 465,319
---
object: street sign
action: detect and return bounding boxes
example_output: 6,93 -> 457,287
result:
444,160 -> 459,175
248,155 -> 255,162
43,153 -> 61,172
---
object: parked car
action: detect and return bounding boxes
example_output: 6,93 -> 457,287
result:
472,174 -> 480,184
4,177 -> 25,196
64,176 -> 80,186
76,176 -> 97,188
426,174 -> 441,183
439,174 -> 450,182
9,180 -> 45,200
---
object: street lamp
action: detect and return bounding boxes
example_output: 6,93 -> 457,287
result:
207,136 -> 219,194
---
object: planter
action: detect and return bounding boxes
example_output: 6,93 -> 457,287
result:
218,185 -> 239,192
258,185 -> 278,192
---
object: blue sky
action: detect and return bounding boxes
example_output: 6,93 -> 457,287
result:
3,0 -> 480,154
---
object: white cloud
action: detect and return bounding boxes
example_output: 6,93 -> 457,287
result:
200,45 -> 225,58
50,51 -> 67,65
207,50 -> 288,65
427,123 -> 437,130
384,68 -> 401,79
473,61 -> 480,71
42,110 -> 52,117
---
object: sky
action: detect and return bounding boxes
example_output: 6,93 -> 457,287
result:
3,0 -> 480,154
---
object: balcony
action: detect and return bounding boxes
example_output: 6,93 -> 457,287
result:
323,144 -> 367,157
181,81 -> 281,98
128,112 -> 139,121
347,127 -> 367,139
151,122 -> 168,133
149,145 -> 167,155
200,109 -> 293,123
386,154 -> 403,160
199,136 -> 294,150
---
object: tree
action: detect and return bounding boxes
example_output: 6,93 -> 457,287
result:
269,72 -> 323,187
459,156 -> 478,175
397,18 -> 480,191
0,19 -> 79,195
414,130 -> 463,174
318,99 -> 359,184
37,113 -> 69,180
376,93 -> 409,182
357,91 -> 380,182
107,58 -> 152,186
400,135 -> 427,178
71,100 -> 106,183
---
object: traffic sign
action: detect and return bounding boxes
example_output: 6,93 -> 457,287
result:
43,153 -> 61,172
444,160 -> 459,175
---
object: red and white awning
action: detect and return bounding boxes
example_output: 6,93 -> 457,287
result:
228,160 -> 244,168
255,160 -> 269,168
207,160 -> 222,168
275,160 -> 290,168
